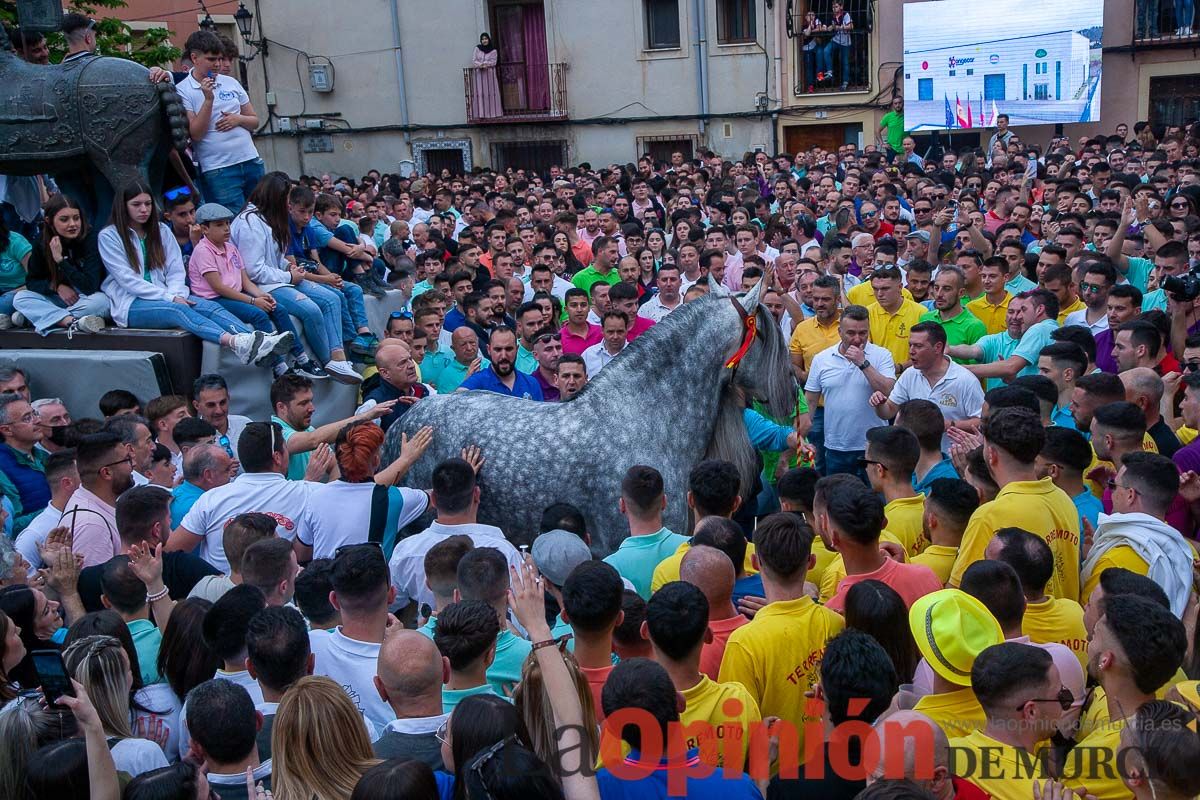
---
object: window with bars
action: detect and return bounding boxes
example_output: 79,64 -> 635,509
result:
787,0 -> 875,94
645,0 -> 682,49
718,0 -> 756,44
636,135 -> 700,163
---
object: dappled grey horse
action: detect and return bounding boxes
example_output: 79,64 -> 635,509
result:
381,279 -> 796,555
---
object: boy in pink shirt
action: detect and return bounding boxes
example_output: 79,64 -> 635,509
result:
188,203 -> 308,376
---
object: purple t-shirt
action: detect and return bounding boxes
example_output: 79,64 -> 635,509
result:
1094,328 -> 1117,374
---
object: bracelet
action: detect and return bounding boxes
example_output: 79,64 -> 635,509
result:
146,586 -> 169,603
531,637 -> 561,652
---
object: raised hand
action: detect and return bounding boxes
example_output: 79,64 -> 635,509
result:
507,555 -> 551,640
460,444 -> 485,474
127,541 -> 165,591
304,444 -> 336,482
398,426 -> 433,467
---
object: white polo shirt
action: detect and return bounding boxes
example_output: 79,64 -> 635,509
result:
804,342 -> 896,452
180,471 -> 317,573
888,357 -> 984,450
1062,307 -> 1109,335
388,520 -> 524,614
297,481 -> 430,559
637,294 -> 684,323
176,72 -> 259,173
308,628 -> 393,733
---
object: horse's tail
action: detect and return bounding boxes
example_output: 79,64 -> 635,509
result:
156,82 -> 190,153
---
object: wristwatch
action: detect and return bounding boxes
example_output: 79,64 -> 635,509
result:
858,359 -> 871,371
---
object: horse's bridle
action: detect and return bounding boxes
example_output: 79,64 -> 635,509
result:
725,297 -> 758,371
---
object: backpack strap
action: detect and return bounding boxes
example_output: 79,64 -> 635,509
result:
367,483 -> 390,546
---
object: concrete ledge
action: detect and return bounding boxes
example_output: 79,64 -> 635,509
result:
0,348 -> 172,419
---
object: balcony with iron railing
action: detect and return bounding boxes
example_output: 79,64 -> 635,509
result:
464,62 -> 568,124
1133,0 -> 1198,43
787,0 -> 874,96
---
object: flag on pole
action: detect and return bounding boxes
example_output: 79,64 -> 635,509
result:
979,92 -> 985,126
955,94 -> 968,128
965,95 -> 973,129
988,99 -> 999,127
944,94 -> 955,128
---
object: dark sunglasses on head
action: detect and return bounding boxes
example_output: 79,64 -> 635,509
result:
535,332 -> 561,345
164,186 -> 192,202
390,311 -> 413,320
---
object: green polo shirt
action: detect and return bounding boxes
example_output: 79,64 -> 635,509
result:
602,527 -> 689,599
271,415 -> 313,480
571,264 -> 620,295
920,307 -> 986,363
516,344 -> 537,374
430,355 -> 491,393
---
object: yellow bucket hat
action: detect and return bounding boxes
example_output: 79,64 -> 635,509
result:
909,589 -> 1003,687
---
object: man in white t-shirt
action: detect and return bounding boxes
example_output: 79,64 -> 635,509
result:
13,450 -> 79,575
176,30 -> 264,211
192,374 -> 250,463
166,421 -> 316,574
637,264 -> 684,324
871,320 -> 984,451
388,452 -> 522,619
800,304 -> 897,478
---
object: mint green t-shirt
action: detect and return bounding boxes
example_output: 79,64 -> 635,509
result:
0,231 -> 32,291
271,415 -> 313,480
603,527 -> 689,599
977,331 -> 1020,390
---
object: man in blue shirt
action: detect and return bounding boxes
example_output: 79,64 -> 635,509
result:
0,394 -> 50,532
171,443 -> 235,528
363,343 -> 432,432
459,327 -> 543,400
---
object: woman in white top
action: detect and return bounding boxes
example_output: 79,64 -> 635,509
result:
296,419 -> 433,561
63,635 -> 169,777
231,172 -> 361,383
98,181 -> 288,367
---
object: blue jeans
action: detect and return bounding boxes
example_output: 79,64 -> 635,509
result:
824,448 -> 868,485
271,282 -> 343,363
336,280 -> 368,340
13,289 -> 110,334
200,157 -> 266,213
1176,0 -> 1194,27
0,289 -> 18,316
212,297 -> 296,366
125,296 -> 250,343
1138,0 -> 1160,36
824,41 -> 851,84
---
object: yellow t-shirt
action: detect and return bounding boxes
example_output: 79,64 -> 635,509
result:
718,596 -> 844,764
1056,297 -> 1087,324
651,540 -> 758,595
846,281 -> 915,308
950,478 -> 1080,602
809,537 -> 839,593
788,315 -> 841,370
950,730 -> 1053,800
868,298 -> 927,367
884,494 -> 928,557
1178,426 -> 1197,445
1085,436 -> 1159,497
677,675 -> 762,768
818,530 -> 906,603
1171,679 -> 1200,712
910,544 -> 958,585
912,686 -> 987,739
1063,716 -> 1129,800
965,293 -> 1012,335
1022,596 -> 1088,671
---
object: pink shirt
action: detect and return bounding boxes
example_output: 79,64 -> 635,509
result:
626,315 -> 655,342
561,323 -> 602,355
63,486 -> 120,568
188,236 -> 248,300
825,556 -> 943,614
699,614 -> 750,680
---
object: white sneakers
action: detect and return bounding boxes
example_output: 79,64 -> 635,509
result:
324,359 -> 363,384
230,331 -> 292,365
73,315 -> 106,334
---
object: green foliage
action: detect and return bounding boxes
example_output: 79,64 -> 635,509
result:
1,0 -> 181,67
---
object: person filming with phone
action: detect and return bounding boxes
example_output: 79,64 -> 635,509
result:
177,31 -> 264,213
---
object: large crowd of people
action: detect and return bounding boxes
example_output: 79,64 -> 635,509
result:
2,16 -> 1200,800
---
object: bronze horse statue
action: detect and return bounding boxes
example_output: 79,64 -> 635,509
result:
0,24 -> 189,225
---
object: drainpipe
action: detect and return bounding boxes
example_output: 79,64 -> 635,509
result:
388,0 -> 412,149
691,0 -> 710,136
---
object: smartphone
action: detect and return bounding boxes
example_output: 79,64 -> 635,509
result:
31,649 -> 74,708
945,200 -> 958,211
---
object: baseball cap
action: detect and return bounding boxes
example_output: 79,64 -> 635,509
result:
908,589 -> 1003,687
195,203 -> 235,225
531,529 -> 592,587
906,230 -> 931,243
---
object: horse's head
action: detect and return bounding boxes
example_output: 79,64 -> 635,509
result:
719,279 -> 797,420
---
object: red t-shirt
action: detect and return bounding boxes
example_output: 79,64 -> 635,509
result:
825,556 -> 943,613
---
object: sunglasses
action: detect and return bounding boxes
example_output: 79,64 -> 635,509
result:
534,332 -> 561,345
1184,361 -> 1200,373
164,186 -> 192,201
390,311 -> 413,320
1018,686 -> 1075,712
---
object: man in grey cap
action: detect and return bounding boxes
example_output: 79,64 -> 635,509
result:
902,229 -> 931,266
531,528 -> 592,645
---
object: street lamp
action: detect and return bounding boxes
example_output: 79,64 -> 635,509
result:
234,3 -> 253,41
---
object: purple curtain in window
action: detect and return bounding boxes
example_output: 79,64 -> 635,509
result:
523,5 -> 550,111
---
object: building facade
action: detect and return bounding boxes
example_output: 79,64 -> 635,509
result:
220,0 -> 781,175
